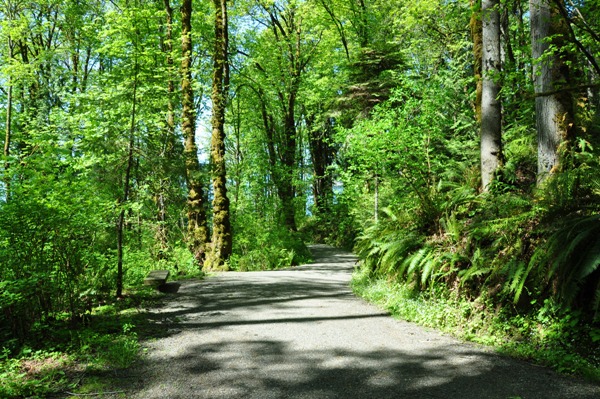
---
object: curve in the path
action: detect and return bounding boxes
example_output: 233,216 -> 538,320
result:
111,245 -> 600,399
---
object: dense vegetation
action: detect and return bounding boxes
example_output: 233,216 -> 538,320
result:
1,0 -> 600,395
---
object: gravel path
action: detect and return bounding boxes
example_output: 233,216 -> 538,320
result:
111,245 -> 599,398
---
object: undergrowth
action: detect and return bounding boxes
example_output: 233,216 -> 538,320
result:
349,154 -> 600,380
352,256 -> 600,381
229,214 -> 312,271
0,287 -> 164,399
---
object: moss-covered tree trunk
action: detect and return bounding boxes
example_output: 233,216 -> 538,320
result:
529,0 -> 574,180
4,37 -> 13,200
181,0 -> 209,265
280,89 -> 299,232
117,62 -> 138,298
154,0 -> 177,259
481,0 -> 503,190
205,0 -> 232,270
470,0 -> 483,123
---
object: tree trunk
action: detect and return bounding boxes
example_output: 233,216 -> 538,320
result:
306,114 -> 334,214
153,0 -> 177,260
470,0 -> 483,123
281,92 -> 298,231
206,0 -> 232,270
4,37 -> 13,200
481,0 -> 503,190
182,0 -> 210,265
116,64 -> 138,298
529,0 -> 574,180
254,3 -> 304,232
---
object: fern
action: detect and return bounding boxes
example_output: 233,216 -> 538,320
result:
456,247 -> 490,287
354,208 -> 425,276
379,234 -> 422,274
506,259 -> 535,304
545,215 -> 600,305
420,250 -> 438,286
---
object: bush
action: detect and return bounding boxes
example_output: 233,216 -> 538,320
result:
229,214 -> 311,271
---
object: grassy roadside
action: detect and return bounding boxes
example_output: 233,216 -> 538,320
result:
0,286 -> 176,399
351,264 -> 600,382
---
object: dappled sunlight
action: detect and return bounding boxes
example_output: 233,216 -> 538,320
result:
115,338 -> 594,399
104,246 -> 600,399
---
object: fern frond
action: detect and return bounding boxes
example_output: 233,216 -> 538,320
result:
548,215 -> 600,303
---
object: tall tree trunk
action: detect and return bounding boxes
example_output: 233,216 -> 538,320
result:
4,37 -> 13,200
281,93 -> 298,231
206,0 -> 232,270
153,0 -> 177,259
256,3 -> 303,232
117,63 -> 138,298
481,0 -> 503,190
182,0 -> 210,265
470,0 -> 483,123
529,0 -> 574,180
306,114 -> 334,214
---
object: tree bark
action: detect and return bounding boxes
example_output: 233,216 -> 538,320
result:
116,60 -> 138,298
280,88 -> 298,231
529,0 -> 574,180
306,114 -> 335,213
152,0 -> 177,260
4,36 -> 13,200
470,0 -> 483,123
182,0 -> 210,265
481,0 -> 503,190
206,0 -> 233,270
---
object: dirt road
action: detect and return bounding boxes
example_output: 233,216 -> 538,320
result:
111,245 -> 600,398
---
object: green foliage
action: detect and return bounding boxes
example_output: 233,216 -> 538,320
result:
76,323 -> 140,369
352,267 -> 600,379
0,289 -> 155,399
229,214 -> 312,271
1,0 -> 600,389
533,214 -> 600,314
301,201 -> 357,249
0,349 -> 72,399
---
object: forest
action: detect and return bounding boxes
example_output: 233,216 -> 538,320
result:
1,0 -> 600,396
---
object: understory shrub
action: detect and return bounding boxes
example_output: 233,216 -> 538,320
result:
229,214 -> 311,271
352,266 -> 600,379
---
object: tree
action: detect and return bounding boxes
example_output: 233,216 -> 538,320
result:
152,0 -> 178,259
116,58 -> 137,298
470,0 -> 483,123
181,0 -> 210,264
529,0 -> 574,180
304,111 -> 335,214
206,0 -> 233,270
248,0 -> 316,231
480,0 -> 503,190
2,3 -> 15,199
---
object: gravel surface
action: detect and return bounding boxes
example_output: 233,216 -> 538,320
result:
106,245 -> 600,398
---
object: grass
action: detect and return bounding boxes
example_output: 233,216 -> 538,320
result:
351,264 -> 600,381
0,286 -> 169,399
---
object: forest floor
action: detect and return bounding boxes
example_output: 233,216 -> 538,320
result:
93,245 -> 600,399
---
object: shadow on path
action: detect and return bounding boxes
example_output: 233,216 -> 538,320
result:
108,244 -> 599,399
116,339 -> 598,399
